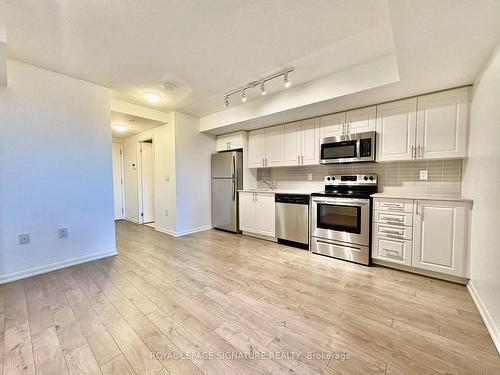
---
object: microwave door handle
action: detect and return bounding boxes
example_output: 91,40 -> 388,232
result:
356,139 -> 361,159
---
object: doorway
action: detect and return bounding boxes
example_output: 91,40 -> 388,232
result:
111,141 -> 124,220
139,139 -> 155,226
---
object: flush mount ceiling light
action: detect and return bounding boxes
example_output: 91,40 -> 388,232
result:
112,124 -> 128,133
223,68 -> 293,107
144,92 -> 161,103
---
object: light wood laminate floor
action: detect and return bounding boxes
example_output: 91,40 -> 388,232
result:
1,221 -> 499,375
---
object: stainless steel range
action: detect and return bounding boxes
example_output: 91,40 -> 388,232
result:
311,174 -> 377,265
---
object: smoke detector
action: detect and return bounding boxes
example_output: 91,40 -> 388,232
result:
162,82 -> 178,91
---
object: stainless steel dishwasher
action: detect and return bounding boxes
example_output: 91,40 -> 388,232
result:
275,194 -> 310,250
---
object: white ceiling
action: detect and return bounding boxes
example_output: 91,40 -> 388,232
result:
4,0 -> 394,116
111,112 -> 165,139
3,0 -> 500,122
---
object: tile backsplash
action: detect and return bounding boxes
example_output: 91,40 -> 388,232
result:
257,160 -> 463,195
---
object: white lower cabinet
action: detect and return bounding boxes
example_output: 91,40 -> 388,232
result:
373,235 -> 412,266
238,192 -> 275,237
372,198 -> 470,279
413,200 -> 469,277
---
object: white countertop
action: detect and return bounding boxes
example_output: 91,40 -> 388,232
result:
371,192 -> 473,202
238,188 -> 319,195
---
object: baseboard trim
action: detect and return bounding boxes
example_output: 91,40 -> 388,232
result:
0,248 -> 118,285
125,217 -> 139,223
176,225 -> 212,237
155,225 -> 211,237
467,280 -> 500,354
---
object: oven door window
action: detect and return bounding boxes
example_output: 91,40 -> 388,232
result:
321,140 -> 357,160
317,204 -> 361,234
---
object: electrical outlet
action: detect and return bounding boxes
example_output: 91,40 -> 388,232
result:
58,228 -> 68,239
19,233 -> 30,245
307,173 -> 313,181
419,169 -> 428,180
165,175 -> 170,182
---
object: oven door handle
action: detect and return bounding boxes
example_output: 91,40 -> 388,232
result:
313,200 -> 368,207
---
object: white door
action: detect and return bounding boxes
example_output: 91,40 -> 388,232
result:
416,87 -> 469,159
413,200 -> 468,277
238,192 -> 255,232
265,125 -> 284,167
254,193 -> 275,237
112,142 -> 124,220
346,106 -> 376,134
376,98 -> 417,162
284,121 -> 301,166
248,129 -> 266,168
300,118 -> 320,165
140,142 -> 155,223
320,112 -> 345,138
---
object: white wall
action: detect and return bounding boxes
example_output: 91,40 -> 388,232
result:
122,112 -> 215,236
174,112 -> 215,234
0,60 -> 116,283
463,45 -> 500,352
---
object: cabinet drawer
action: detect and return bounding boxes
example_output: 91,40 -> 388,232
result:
373,223 -> 412,240
374,210 -> 413,226
373,235 -> 412,265
374,199 -> 413,213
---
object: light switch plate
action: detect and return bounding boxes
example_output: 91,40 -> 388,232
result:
307,173 -> 313,181
419,169 -> 428,180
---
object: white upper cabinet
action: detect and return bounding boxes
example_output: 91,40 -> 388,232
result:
346,106 -> 376,134
416,87 -> 469,159
264,125 -> 285,167
248,129 -> 266,167
320,112 -> 345,138
413,200 -> 469,277
376,98 -> 417,162
300,118 -> 320,165
216,131 -> 245,152
284,121 -> 301,166
248,126 -> 284,168
283,119 -> 319,166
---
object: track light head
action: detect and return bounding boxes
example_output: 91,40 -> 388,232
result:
260,81 -> 267,96
241,89 -> 247,103
284,72 -> 291,88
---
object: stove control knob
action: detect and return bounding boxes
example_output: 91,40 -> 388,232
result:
326,177 -> 331,181
331,176 -> 336,180
363,176 -> 368,181
369,176 -> 374,181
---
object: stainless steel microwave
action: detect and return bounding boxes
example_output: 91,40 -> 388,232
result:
320,131 -> 376,164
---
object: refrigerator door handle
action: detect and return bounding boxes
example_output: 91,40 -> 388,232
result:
231,154 -> 236,178
232,180 -> 236,201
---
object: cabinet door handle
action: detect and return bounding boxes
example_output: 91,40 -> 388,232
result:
265,158 -> 268,166
411,145 -> 415,158
297,155 -> 300,165
301,155 -> 304,164
228,141 -> 231,149
346,123 -> 350,134
418,145 -> 423,158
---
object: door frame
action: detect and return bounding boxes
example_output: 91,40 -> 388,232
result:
137,135 -> 155,225
112,139 -> 125,220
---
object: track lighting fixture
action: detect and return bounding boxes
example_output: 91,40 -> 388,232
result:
223,68 -> 293,107
284,72 -> 291,88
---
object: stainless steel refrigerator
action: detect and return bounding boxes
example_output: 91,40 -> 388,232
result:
211,151 -> 243,233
